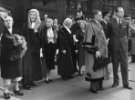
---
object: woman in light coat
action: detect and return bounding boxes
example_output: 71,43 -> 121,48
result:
84,10 -> 108,93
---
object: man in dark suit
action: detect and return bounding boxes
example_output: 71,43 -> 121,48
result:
108,7 -> 134,89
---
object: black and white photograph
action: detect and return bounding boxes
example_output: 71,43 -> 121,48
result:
0,0 -> 135,100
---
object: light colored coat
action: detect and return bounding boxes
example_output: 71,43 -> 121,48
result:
84,19 -> 108,79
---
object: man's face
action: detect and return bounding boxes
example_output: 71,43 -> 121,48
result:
104,13 -> 111,22
44,14 -> 48,21
76,11 -> 83,18
116,7 -> 124,18
46,19 -> 53,28
69,21 -> 73,28
95,11 -> 103,21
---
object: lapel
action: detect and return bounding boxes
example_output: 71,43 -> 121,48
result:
61,27 -> 72,43
62,27 -> 69,35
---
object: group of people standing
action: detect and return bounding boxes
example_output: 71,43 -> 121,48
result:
0,6 -> 134,99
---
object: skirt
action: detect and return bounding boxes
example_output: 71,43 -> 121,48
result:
1,59 -> 22,79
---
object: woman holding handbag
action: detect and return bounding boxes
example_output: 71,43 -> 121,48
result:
84,9 -> 108,93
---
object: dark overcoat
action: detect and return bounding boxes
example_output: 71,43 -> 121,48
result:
0,29 -> 23,79
57,27 -> 76,77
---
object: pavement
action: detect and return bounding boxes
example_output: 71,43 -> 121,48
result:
0,62 -> 134,100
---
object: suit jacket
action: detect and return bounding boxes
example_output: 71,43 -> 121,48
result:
108,17 -> 129,53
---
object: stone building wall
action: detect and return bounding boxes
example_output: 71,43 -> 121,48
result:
87,0 -> 135,18
0,0 -> 135,28
32,0 -> 67,23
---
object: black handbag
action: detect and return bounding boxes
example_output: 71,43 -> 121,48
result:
93,56 -> 109,71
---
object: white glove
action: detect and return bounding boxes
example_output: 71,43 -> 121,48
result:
62,50 -> 66,54
80,65 -> 86,75
40,48 -> 43,58
106,38 -> 110,44
73,35 -> 79,42
56,49 -> 59,55
96,51 -> 101,58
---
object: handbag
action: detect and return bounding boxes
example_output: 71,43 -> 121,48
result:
93,56 -> 109,71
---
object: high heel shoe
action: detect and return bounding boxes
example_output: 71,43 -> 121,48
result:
89,89 -> 98,94
23,85 -> 32,90
44,79 -> 53,84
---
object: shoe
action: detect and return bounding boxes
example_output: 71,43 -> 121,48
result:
3,93 -> 11,99
67,76 -> 74,79
23,85 -> 32,90
89,89 -> 98,94
98,87 -> 104,91
14,90 -> 24,96
112,82 -> 119,88
44,79 -> 53,84
30,82 -> 37,86
123,86 -> 133,90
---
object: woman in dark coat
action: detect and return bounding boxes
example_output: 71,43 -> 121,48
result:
57,18 -> 76,80
1,16 -> 27,99
22,9 -> 42,89
71,19 -> 86,75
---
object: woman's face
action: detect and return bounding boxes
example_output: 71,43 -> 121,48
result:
104,13 -> 111,22
29,11 -> 37,22
80,21 -> 85,30
4,16 -> 13,29
46,19 -> 53,28
0,12 -> 8,20
95,11 -> 103,22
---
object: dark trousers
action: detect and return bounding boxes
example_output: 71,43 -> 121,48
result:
112,48 -> 129,86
